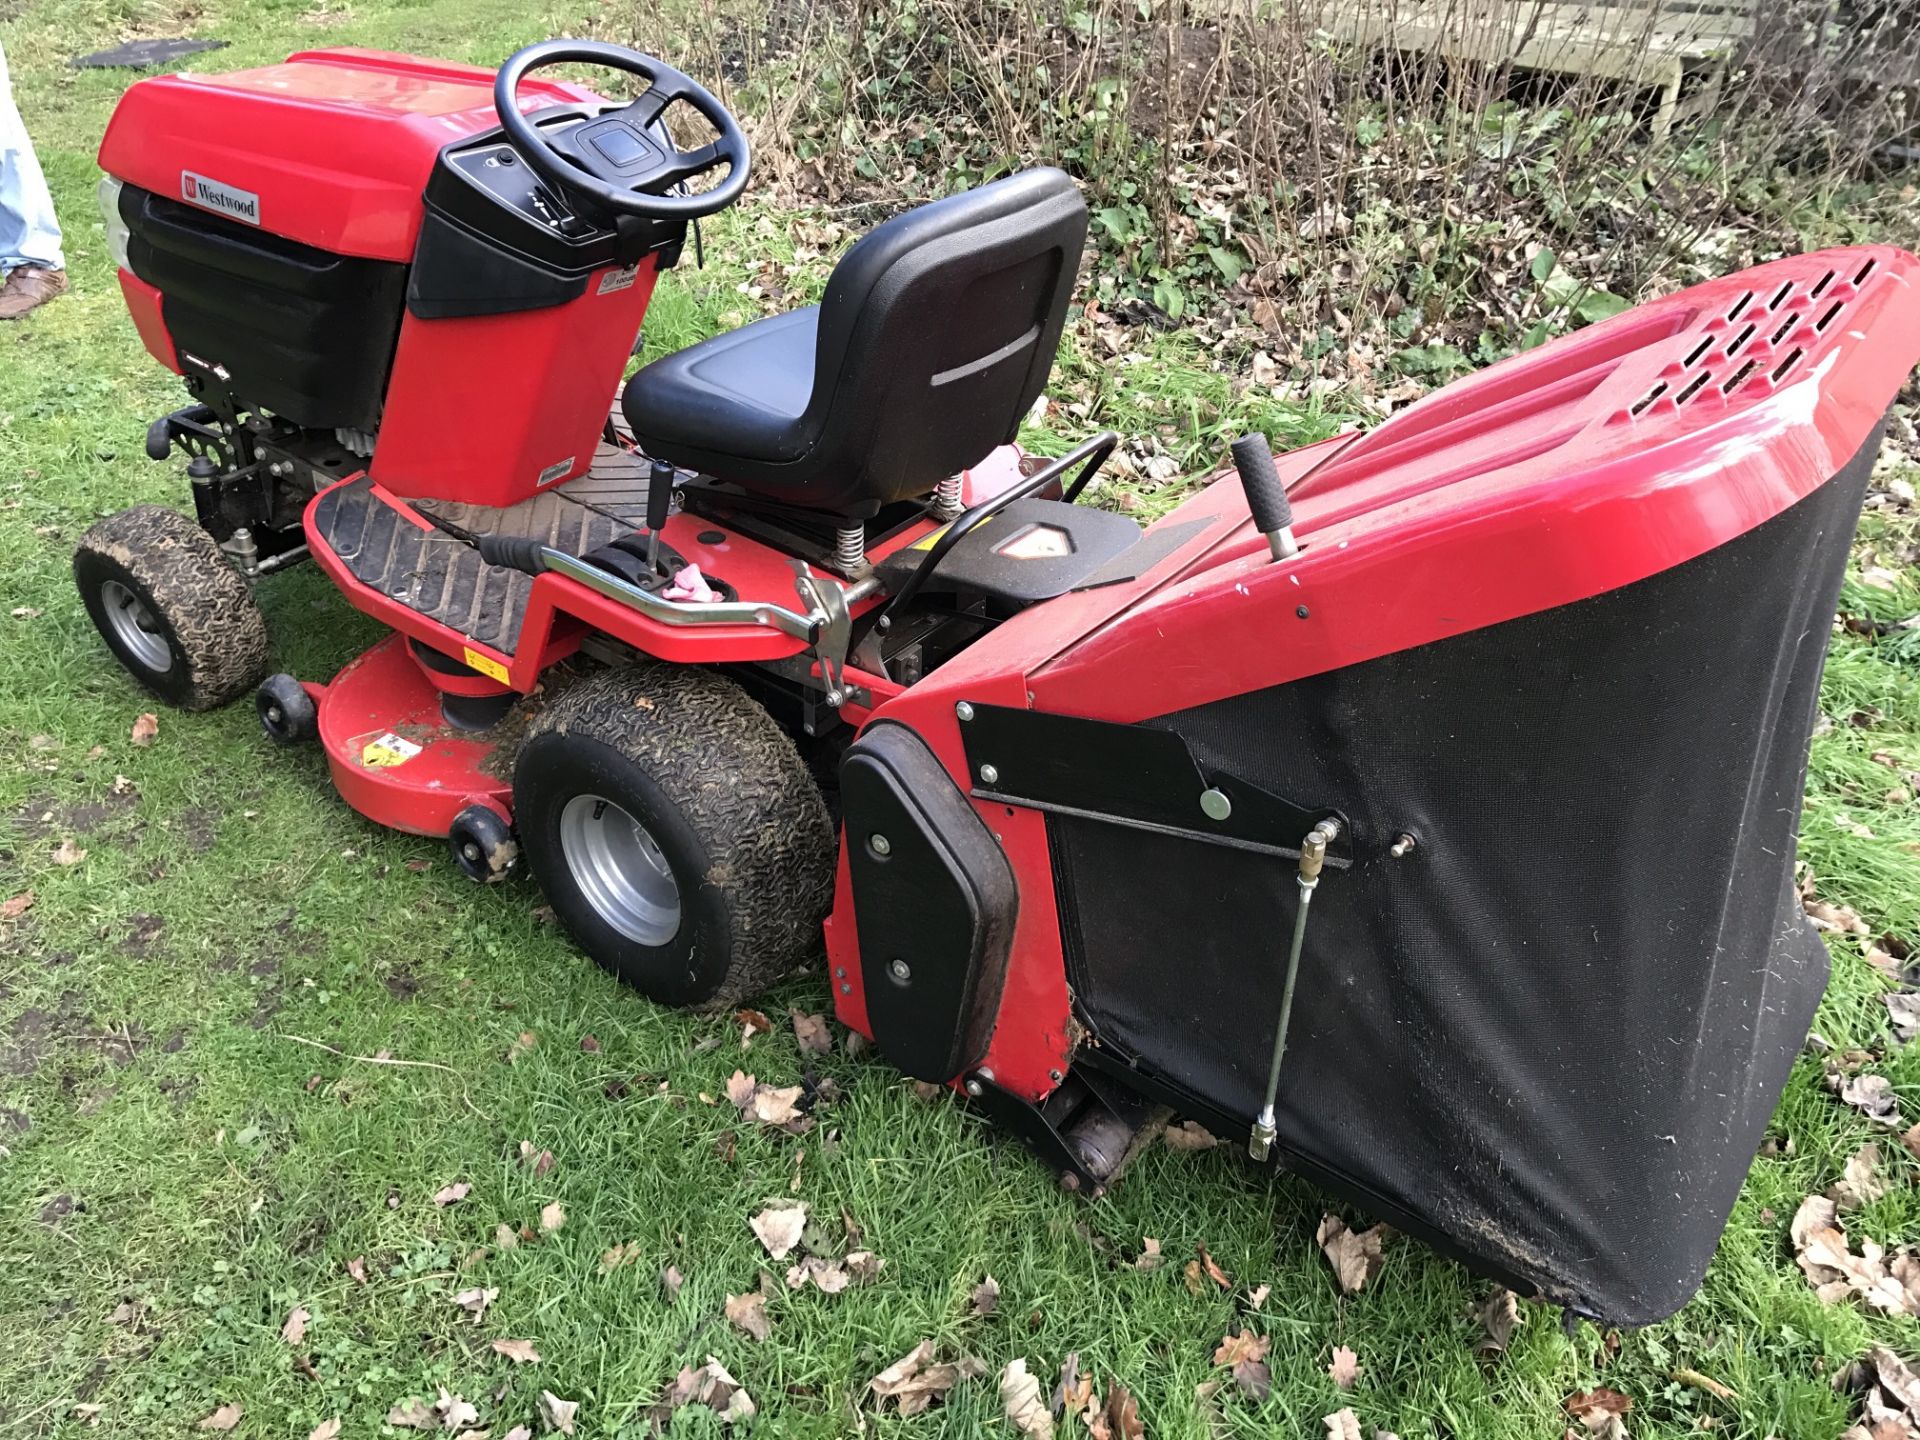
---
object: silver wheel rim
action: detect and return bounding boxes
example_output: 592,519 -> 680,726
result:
101,579 -> 172,673
559,793 -> 682,946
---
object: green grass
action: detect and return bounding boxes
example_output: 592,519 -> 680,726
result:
6,0 -> 1920,1434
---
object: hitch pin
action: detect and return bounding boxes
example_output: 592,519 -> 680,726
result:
1249,816 -> 1341,1161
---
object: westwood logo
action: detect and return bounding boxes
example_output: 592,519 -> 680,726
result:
180,170 -> 260,226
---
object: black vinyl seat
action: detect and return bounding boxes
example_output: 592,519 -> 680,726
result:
621,167 -> 1088,517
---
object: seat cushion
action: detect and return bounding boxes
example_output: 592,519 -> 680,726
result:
623,306 -> 820,467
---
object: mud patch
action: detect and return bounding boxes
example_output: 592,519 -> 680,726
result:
384,968 -> 422,1001
12,789 -> 139,843
174,807 -> 221,856
122,913 -> 166,958
38,1193 -> 75,1224
0,1106 -> 29,1133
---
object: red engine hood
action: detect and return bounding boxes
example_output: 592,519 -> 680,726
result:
97,48 -> 602,262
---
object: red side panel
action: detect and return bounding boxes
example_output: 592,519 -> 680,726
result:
371,258 -> 661,506
96,49 -> 598,261
1036,246 -> 1920,721
117,269 -> 179,372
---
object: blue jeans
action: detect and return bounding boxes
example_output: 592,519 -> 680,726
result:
0,42 -> 64,271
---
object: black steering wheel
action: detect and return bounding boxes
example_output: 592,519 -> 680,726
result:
493,40 -> 751,222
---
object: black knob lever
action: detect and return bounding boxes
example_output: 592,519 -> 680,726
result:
645,458 -> 676,572
1230,433 -> 1299,561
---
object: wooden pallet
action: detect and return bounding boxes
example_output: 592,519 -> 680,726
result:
1315,0 -> 1758,131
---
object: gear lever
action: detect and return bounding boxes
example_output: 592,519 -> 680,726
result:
645,457 -> 675,574
1230,433 -> 1299,561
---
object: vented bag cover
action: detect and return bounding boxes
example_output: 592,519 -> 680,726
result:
1058,421 -> 1881,1324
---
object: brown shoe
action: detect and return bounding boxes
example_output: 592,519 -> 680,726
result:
0,265 -> 69,320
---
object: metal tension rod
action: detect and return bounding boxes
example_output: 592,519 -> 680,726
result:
1248,815 -> 1343,1161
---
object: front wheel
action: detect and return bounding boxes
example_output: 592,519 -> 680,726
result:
73,505 -> 269,711
513,663 -> 834,1010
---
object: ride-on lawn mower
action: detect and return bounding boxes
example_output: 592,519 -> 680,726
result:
75,37 -> 1920,1325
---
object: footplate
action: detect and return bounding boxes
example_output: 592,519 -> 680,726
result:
307,444 -> 658,654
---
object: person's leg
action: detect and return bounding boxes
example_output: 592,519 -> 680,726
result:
0,42 -> 65,271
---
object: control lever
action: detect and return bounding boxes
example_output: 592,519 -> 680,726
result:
1230,433 -> 1299,562
645,458 -> 675,573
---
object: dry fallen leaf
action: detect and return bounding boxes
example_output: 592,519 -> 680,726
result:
1475,1286 -> 1520,1356
725,1290 -> 772,1341
749,1203 -> 808,1260
433,1182 -> 471,1207
725,1069 -> 757,1109
868,1340 -> 988,1416
281,1305 -> 310,1345
1163,1119 -> 1219,1151
539,1201 -> 566,1233
1317,1214 -> 1388,1294
0,892 -> 32,921
1888,992 -> 1920,1044
538,1391 -> 578,1435
51,838 -> 87,866
663,1264 -> 685,1299
971,1274 -> 1001,1317
1565,1387 -> 1633,1438
345,1255 -> 368,1284
508,1030 -> 538,1063
492,1338 -> 541,1365
1213,1330 -> 1272,1400
308,1420 -> 342,1440
1328,1344 -> 1362,1391
452,1286 -> 498,1325
131,712 -> 159,747
197,1403 -> 243,1432
1000,1358 -> 1054,1439
434,1390 -> 478,1432
1131,1237 -> 1164,1272
1830,1145 -> 1891,1212
1324,1408 -> 1363,1440
791,1009 -> 832,1055
387,1398 -> 436,1430
649,1357 -> 755,1428
1835,1072 -> 1902,1126
738,1008 -> 773,1047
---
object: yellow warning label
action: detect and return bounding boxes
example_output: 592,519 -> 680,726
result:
361,732 -> 423,769
463,647 -> 511,685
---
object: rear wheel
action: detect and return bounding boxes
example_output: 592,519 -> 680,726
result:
513,663 -> 834,1010
73,505 -> 269,711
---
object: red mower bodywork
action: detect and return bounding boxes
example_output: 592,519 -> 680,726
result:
83,44 -> 1920,1327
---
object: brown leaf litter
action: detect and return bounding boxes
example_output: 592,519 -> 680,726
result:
1792,1191 -> 1920,1314
1837,1346 -> 1920,1438
1317,1214 -> 1389,1294
648,1357 -> 755,1428
867,1339 -> 988,1416
1001,1358 -> 1053,1438
1212,1329 -> 1272,1400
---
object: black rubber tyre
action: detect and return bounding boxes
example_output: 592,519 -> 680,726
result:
73,505 -> 269,712
256,673 -> 319,745
449,805 -> 520,884
514,663 -> 834,1010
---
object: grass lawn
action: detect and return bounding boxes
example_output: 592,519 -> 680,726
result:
7,0 -> 1920,1435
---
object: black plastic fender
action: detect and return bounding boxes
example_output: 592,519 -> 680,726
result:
840,722 -> 1018,1082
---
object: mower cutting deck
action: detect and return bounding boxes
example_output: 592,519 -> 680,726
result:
74,37 -> 1920,1326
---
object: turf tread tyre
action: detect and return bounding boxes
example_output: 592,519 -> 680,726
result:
73,505 -> 269,711
516,663 -> 834,1010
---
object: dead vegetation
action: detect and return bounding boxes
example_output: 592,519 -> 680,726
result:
611,0 -> 1920,397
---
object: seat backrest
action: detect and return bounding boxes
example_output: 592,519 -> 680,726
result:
804,168 -> 1087,512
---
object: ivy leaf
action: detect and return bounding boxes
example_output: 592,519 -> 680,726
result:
1207,246 -> 1245,285
1574,290 -> 1632,325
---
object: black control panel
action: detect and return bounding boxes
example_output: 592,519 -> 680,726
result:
446,139 -> 597,241
408,109 -> 687,321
